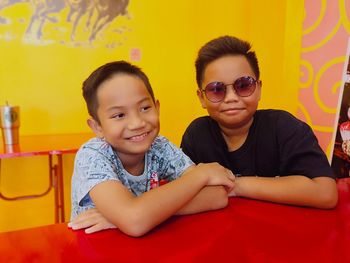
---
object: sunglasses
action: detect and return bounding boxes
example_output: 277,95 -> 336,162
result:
201,76 -> 260,103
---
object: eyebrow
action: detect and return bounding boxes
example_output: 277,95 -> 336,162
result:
106,97 -> 152,112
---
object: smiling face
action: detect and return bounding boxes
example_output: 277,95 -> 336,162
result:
88,73 -> 160,162
198,55 -> 261,131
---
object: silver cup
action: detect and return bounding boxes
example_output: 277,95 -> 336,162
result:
0,105 -> 20,145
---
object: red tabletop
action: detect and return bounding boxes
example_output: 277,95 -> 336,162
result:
1,178 -> 349,263
0,133 -> 94,158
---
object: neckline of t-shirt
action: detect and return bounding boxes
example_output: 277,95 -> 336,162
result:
211,112 -> 259,155
113,151 -> 148,180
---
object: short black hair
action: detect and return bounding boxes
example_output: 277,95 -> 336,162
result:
82,61 -> 155,122
195,36 -> 260,88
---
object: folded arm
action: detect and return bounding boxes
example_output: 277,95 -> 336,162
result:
175,185 -> 228,215
231,175 -> 337,209
69,184 -> 229,234
71,163 -> 234,237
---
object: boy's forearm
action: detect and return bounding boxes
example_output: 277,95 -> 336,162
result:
73,184 -> 229,234
233,175 -> 338,209
122,164 -> 234,231
175,186 -> 228,215
91,170 -> 209,237
90,164 -> 234,237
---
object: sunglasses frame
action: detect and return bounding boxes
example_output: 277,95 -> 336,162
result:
201,76 -> 260,103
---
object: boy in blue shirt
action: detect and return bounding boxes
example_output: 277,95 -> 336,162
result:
69,61 -> 235,237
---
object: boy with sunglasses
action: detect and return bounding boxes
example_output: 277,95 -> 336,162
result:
181,35 -> 338,209
68,61 -> 235,236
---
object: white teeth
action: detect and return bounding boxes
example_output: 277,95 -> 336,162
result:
129,133 -> 148,141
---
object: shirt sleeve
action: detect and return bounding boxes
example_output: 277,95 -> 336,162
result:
71,143 -> 120,218
181,121 -> 200,164
277,112 -> 335,179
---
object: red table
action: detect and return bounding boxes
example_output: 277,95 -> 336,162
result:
0,133 -> 93,223
1,179 -> 349,263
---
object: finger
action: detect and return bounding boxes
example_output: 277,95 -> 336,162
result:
228,189 -> 236,197
85,223 -> 117,234
85,225 -> 101,234
69,222 -> 86,230
227,170 -> 235,180
228,182 -> 235,192
70,218 -> 97,230
223,179 -> 234,191
71,211 -> 99,226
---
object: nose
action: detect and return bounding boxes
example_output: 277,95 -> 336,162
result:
127,113 -> 146,130
223,84 -> 239,102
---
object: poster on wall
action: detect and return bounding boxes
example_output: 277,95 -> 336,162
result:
330,37 -> 350,178
0,0 -> 131,48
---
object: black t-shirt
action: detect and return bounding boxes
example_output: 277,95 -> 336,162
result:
180,109 -> 334,179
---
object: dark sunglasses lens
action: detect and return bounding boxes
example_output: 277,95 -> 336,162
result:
205,82 -> 226,102
234,77 -> 256,97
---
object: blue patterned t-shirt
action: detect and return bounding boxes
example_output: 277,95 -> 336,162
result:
70,135 -> 194,219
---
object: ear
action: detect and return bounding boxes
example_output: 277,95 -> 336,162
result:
154,99 -> 160,112
257,80 -> 262,101
87,118 -> 104,138
196,89 -> 207,109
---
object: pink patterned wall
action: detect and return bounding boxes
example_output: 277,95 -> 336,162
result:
297,0 -> 350,154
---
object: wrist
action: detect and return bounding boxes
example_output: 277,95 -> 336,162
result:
193,164 -> 211,186
182,165 -> 208,188
233,176 -> 243,196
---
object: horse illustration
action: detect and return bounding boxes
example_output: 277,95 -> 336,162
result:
66,0 -> 94,41
0,0 -> 130,44
25,0 -> 65,39
88,0 -> 129,42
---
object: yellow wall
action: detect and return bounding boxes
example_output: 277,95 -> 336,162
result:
0,1 -> 303,232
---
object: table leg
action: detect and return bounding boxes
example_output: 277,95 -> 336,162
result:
56,155 -> 65,223
50,155 -> 65,223
49,155 -> 59,223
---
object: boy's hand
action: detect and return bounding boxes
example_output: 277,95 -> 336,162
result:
227,176 -> 241,197
228,188 -> 237,197
195,162 -> 236,192
68,208 -> 117,234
